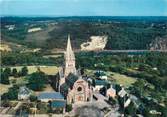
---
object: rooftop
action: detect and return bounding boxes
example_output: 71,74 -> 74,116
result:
51,100 -> 66,108
18,86 -> 31,95
38,92 -> 64,100
94,79 -> 108,86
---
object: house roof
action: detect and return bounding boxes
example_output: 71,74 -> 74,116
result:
66,73 -> 79,88
107,86 -> 116,93
94,70 -> 106,77
118,88 -> 127,98
94,79 -> 108,86
18,86 -> 31,95
60,73 -> 79,95
51,100 -> 66,108
60,83 -> 69,92
37,92 -> 64,100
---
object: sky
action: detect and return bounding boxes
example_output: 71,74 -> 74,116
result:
0,0 -> 167,16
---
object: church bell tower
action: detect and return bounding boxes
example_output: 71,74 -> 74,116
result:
64,35 -> 76,77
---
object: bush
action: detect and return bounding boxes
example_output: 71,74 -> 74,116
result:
66,104 -> 72,112
29,95 -> 37,102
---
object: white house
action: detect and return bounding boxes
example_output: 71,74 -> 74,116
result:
118,88 -> 127,98
18,86 -> 31,100
99,75 -> 108,80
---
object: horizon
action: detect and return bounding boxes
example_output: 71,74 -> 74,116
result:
1,0 -> 167,17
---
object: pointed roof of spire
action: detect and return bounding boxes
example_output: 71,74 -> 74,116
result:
66,34 -> 75,60
67,34 -> 72,52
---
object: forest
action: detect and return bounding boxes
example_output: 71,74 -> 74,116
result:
1,16 -> 167,50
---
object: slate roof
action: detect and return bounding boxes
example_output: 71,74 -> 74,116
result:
38,92 -> 64,100
18,86 -> 31,95
94,70 -> 106,77
51,100 -> 66,108
60,73 -> 79,95
118,88 -> 127,98
60,83 -> 69,93
94,79 -> 108,86
66,73 -> 78,88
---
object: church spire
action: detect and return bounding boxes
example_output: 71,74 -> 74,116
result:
64,34 -> 76,77
66,34 -> 75,61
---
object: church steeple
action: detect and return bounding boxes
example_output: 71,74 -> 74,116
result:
66,34 -> 75,61
64,34 -> 76,77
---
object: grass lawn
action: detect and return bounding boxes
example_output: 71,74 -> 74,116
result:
85,69 -> 137,87
108,72 -> 137,87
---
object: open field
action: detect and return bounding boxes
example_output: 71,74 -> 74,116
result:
1,66 -> 59,95
3,65 -> 59,75
25,26 -> 55,46
85,69 -> 137,87
107,72 -> 137,87
0,84 -> 12,95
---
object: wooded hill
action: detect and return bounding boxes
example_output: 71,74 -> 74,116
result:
1,16 -> 167,50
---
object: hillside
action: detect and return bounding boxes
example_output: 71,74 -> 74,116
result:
1,16 -> 167,50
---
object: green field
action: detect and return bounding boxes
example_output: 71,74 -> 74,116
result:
1,65 -> 59,94
85,69 -> 137,87
108,71 -> 137,87
3,65 -> 59,75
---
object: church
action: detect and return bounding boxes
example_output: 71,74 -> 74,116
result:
57,35 -> 92,104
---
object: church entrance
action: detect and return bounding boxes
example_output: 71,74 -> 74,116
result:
77,96 -> 83,101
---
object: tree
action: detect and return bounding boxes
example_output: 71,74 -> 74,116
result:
1,85 -> 19,100
132,79 -> 146,97
66,104 -> 72,112
28,71 -> 47,91
12,68 -> 18,77
108,96 -> 117,105
29,95 -> 37,102
4,67 -> 11,76
125,101 -> 137,116
1,72 -> 10,84
21,66 -> 28,76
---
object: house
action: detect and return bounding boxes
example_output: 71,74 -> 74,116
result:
18,86 -> 31,100
106,85 -> 116,98
93,79 -> 109,91
94,70 -> 108,80
118,88 -> 127,98
37,92 -> 64,102
51,100 -> 66,113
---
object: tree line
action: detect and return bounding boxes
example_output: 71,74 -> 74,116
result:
1,66 -> 28,84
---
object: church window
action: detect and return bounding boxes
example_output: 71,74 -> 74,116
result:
77,87 -> 82,92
